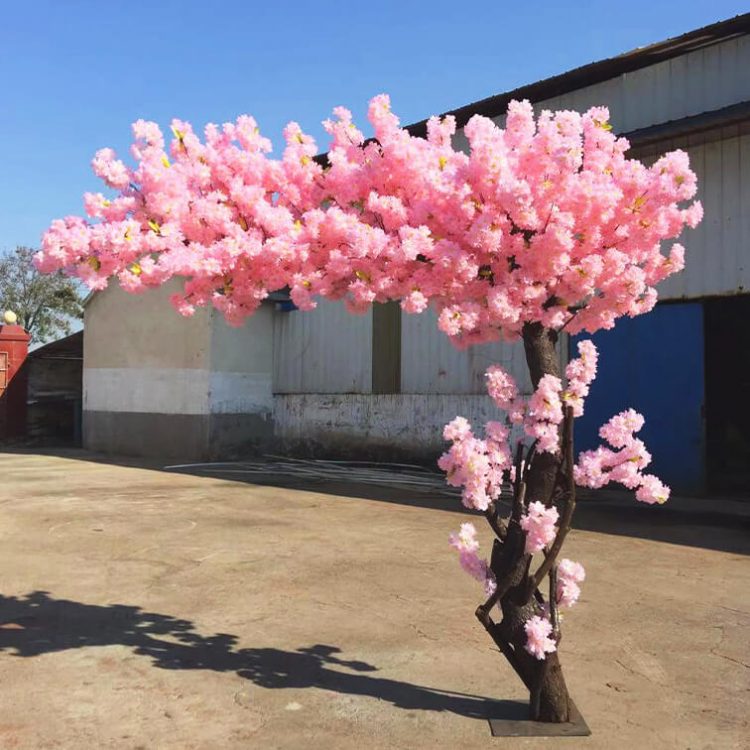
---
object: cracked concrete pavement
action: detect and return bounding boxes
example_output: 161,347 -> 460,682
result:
0,450 -> 748,749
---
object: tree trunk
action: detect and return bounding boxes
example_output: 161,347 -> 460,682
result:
516,322 -> 571,722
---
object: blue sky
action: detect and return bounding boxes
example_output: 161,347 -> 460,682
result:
0,0 -> 746,251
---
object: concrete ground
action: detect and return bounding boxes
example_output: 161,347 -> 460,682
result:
0,451 -> 748,750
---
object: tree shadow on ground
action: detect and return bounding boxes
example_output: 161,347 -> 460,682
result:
9,448 -> 746,554
0,590 -> 524,720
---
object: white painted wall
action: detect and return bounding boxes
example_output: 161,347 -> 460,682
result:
85,367 -> 210,415
210,305 -> 274,416
84,280 -> 212,416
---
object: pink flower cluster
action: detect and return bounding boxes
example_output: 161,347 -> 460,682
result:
525,374 -> 564,452
575,409 -> 670,504
449,523 -> 496,596
483,342 -> 598,459
524,615 -> 557,660
563,340 -> 598,417
438,417 -> 511,510
556,558 -> 586,608
520,501 -> 560,554
37,96 -> 700,340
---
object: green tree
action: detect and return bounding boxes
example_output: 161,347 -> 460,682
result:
0,246 -> 83,343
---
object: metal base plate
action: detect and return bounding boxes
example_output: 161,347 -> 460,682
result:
488,701 -> 591,737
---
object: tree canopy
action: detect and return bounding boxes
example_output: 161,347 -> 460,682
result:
0,245 -> 83,343
36,96 -> 701,722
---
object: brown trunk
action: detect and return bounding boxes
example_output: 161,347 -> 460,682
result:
519,322 -> 572,722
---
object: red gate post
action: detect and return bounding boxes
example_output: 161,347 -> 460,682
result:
0,314 -> 31,439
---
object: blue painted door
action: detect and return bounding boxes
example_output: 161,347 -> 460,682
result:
572,302 -> 705,494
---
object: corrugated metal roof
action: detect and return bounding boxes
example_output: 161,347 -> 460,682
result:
404,13 -> 750,137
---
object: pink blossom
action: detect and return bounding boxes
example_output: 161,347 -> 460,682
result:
575,410 -> 671,506
556,558 -> 585,608
443,416 -> 472,442
520,501 -> 559,554
599,409 -> 645,448
449,523 -> 496,596
563,340 -> 598,417
635,474 -> 670,504
91,148 -> 131,190
524,374 -> 564,453
486,365 -> 519,411
37,97 -> 699,341
524,615 -> 557,660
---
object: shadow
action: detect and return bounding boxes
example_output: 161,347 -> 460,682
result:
573,492 -> 750,555
0,590 -> 515,720
2,446 -> 472,515
3,447 -> 748,553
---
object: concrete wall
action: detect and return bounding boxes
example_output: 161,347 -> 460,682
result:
83,280 -> 212,458
83,281 -> 274,459
272,393 -> 522,460
208,304 -> 274,453
272,342 -> 565,458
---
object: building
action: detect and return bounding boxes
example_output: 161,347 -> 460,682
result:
0,320 -> 30,439
82,14 -> 750,493
25,331 -> 83,443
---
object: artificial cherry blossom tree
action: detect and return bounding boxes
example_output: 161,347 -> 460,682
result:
37,96 -> 701,723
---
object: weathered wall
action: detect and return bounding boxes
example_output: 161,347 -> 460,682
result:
84,280 -> 276,459
272,341 -> 564,459
273,300 -> 372,394
273,393 -> 521,460
83,280 -> 213,458
208,304 -> 275,452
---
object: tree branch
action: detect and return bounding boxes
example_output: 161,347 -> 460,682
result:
526,407 -> 577,598
549,566 -> 560,638
474,608 -> 534,691
484,503 -> 508,540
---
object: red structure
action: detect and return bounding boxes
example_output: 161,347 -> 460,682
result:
0,323 -> 30,438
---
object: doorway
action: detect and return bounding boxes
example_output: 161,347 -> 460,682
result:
704,295 -> 750,493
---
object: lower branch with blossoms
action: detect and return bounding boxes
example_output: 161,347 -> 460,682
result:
441,326 -> 669,723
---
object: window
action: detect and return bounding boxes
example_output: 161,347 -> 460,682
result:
0,352 -> 7,393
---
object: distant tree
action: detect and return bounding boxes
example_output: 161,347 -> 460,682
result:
0,245 -> 83,343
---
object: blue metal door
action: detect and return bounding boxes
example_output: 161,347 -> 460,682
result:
572,302 -> 705,494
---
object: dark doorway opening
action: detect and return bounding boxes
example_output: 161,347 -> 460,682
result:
704,295 -> 750,493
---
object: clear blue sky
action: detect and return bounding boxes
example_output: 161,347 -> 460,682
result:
0,1 -> 746,251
